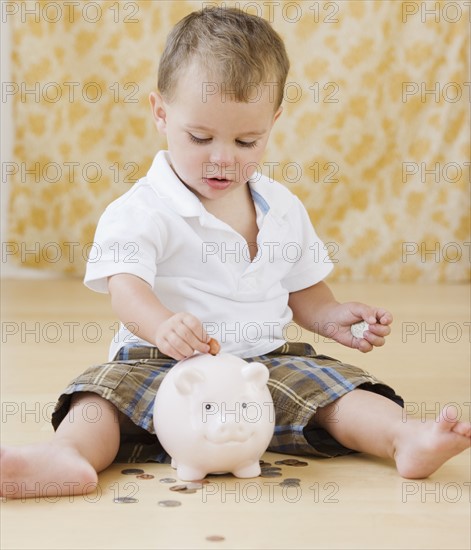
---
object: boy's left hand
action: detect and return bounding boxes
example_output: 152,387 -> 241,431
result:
326,302 -> 392,353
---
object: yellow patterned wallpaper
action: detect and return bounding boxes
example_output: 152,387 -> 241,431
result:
4,0 -> 470,281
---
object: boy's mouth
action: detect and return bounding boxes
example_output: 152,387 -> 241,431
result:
203,177 -> 232,190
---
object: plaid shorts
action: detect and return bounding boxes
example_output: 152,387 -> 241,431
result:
52,343 -> 403,463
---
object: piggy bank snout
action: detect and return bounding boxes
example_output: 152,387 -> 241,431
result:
202,400 -> 272,444
206,421 -> 252,444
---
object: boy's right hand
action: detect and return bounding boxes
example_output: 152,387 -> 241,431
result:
154,312 -> 211,360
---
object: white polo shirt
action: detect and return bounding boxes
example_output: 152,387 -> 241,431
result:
85,150 -> 333,359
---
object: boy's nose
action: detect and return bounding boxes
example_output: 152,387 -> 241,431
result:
209,146 -> 235,167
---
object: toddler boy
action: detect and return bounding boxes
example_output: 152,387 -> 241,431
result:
1,7 -> 469,499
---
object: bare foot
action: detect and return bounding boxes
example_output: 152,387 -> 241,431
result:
1,441 -> 98,500
394,405 -> 471,479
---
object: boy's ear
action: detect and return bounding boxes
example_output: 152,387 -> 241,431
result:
149,91 -> 167,134
273,106 -> 283,125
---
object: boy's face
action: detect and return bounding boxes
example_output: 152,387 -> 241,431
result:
150,63 -> 282,202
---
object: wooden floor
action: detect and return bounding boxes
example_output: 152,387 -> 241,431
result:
1,279 -> 470,550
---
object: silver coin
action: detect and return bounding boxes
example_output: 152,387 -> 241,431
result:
274,459 -> 298,465
114,496 -> 139,503
284,478 -> 301,483
350,320 -> 369,339
121,468 -> 144,475
206,535 -> 225,542
291,461 -> 308,467
159,477 -> 177,483
260,471 -> 282,477
158,499 -> 182,507
186,482 -> 204,490
170,485 -> 197,494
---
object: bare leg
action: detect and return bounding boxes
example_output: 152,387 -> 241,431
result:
314,389 -> 471,478
1,393 -> 121,499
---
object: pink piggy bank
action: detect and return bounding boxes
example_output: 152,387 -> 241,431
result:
153,353 -> 275,481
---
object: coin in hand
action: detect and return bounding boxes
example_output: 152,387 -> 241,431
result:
208,338 -> 220,355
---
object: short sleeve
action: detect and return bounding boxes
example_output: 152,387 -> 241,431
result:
280,197 -> 334,292
84,200 -> 164,293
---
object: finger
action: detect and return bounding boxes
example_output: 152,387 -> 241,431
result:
165,331 -> 199,358
166,313 -> 210,354
354,305 -> 392,326
348,302 -> 374,323
173,324 -> 210,355
367,323 -> 391,337
180,314 -> 210,345
157,338 -> 189,361
357,338 -> 373,353
375,309 -> 393,325
363,331 -> 385,347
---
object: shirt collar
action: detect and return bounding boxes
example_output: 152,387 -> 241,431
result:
147,150 -> 203,217
146,150 -> 292,221
247,172 -> 294,223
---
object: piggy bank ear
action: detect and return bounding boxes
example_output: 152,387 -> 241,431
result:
241,362 -> 269,390
174,368 -> 206,395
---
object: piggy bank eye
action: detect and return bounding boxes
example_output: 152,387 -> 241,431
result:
204,403 -> 214,411
241,402 -> 248,409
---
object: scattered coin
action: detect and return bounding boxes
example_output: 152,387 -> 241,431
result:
279,479 -> 301,487
274,459 -> 308,467
170,484 -> 188,492
158,500 -> 182,507
206,535 -> 226,542
284,478 -> 301,483
159,477 -> 177,483
170,485 -> 197,494
259,460 -> 271,466
170,482 -> 203,492
114,497 -> 139,503
136,473 -> 155,480
186,482 -> 204,490
261,466 -> 282,471
260,471 -> 283,478
121,468 -> 145,475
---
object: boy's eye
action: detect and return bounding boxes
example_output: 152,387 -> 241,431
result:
236,140 -> 257,149
188,133 -> 211,145
188,133 -> 257,149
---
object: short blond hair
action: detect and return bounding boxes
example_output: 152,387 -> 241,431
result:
158,6 -> 290,109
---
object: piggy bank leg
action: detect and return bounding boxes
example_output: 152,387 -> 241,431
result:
177,464 -> 208,482
171,457 -> 177,469
232,462 -> 261,478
